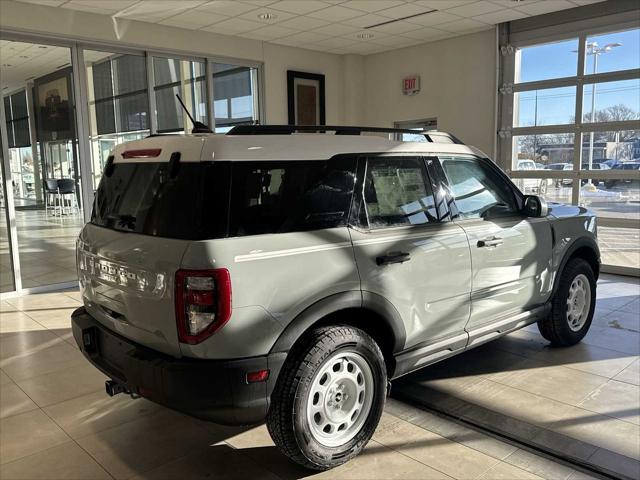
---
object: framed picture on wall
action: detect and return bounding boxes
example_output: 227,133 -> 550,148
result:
33,67 -> 75,142
287,70 -> 325,126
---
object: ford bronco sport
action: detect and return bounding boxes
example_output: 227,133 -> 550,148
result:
72,125 -> 599,470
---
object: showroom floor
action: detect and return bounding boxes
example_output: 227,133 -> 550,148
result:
0,275 -> 638,479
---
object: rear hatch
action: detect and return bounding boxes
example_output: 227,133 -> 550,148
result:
78,136 -> 230,357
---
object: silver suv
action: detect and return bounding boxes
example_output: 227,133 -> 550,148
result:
72,125 -> 599,470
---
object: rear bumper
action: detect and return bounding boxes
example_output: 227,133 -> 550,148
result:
71,307 -> 285,426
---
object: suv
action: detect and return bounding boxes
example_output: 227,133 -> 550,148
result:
72,125 -> 600,471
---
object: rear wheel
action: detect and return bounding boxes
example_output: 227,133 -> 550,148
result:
267,326 -> 386,470
538,258 -> 596,346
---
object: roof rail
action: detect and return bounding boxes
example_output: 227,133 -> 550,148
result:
226,124 -> 463,144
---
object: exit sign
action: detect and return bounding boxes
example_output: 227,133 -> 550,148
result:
403,75 -> 420,96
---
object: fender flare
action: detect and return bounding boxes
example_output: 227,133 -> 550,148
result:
268,291 -> 406,355
552,236 -> 600,297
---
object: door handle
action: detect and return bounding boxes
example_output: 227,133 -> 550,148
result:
477,237 -> 503,248
376,251 -> 411,266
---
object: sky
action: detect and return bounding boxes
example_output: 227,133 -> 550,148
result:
515,28 -> 640,128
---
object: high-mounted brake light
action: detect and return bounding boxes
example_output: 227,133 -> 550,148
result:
175,269 -> 232,345
122,148 -> 162,159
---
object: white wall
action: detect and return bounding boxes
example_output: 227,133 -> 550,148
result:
363,29 -> 497,156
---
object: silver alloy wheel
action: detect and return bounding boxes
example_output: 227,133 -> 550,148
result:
305,350 -> 374,448
566,273 -> 591,332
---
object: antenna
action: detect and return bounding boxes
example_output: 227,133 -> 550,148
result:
175,94 -> 212,134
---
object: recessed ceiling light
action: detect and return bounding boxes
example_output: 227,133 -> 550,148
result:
38,45 -> 48,49
2,64 -> 12,67
257,12 -> 277,20
357,33 -> 374,40
19,55 -> 29,59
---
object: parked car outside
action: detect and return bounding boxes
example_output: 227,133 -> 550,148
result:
515,159 -> 551,194
605,162 -> 640,188
562,163 -> 610,186
71,126 -> 600,470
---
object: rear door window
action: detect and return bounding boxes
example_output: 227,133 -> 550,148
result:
361,157 -> 437,229
228,158 -> 357,236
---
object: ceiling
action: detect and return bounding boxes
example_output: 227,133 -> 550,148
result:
1,40 -> 111,93
13,0 -> 604,55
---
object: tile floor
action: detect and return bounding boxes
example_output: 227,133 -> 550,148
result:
0,275 -> 637,479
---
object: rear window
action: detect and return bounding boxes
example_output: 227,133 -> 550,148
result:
92,162 -> 230,240
91,158 -> 357,240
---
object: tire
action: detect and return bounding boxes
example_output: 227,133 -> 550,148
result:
267,325 -> 387,471
538,258 -> 596,346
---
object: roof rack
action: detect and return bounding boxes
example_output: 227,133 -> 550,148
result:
226,124 -> 463,145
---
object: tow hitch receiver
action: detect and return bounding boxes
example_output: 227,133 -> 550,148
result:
105,380 -> 129,397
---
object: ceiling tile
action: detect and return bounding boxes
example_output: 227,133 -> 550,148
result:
375,3 -> 435,19
414,0 -> 475,8
341,13 -> 389,28
438,18 -> 491,33
402,27 -> 453,40
115,2 -> 206,22
242,24 -> 299,40
63,0 -> 138,11
515,0 -> 576,16
315,36 -> 359,48
274,31 -> 331,44
239,0 -> 277,6
371,34 -> 422,47
444,1 -> 504,17
238,8 -> 296,24
570,0 -> 606,5
159,10 -> 229,29
201,17 -> 265,34
60,3 -> 122,15
196,1 -> 258,16
277,16 -> 331,30
342,0 -> 406,13
311,23 -> 361,36
405,10 -> 460,26
343,29 -> 390,42
268,0 -> 329,14
370,20 -> 426,35
473,8 -> 529,24
343,41 -> 387,53
308,4 -> 364,21
13,0 -> 67,5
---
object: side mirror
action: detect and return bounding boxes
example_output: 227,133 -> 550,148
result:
524,195 -> 548,218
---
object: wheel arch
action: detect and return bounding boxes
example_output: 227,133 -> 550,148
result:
268,291 -> 406,377
553,236 -> 600,297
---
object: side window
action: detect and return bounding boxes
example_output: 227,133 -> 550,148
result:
440,156 -> 518,219
362,157 -> 437,228
229,159 -> 356,236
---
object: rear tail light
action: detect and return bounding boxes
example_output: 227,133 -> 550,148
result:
175,269 -> 231,344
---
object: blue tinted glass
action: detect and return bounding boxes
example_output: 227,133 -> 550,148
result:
516,38 -> 578,83
585,29 -> 640,74
515,86 -> 576,127
583,79 -> 640,123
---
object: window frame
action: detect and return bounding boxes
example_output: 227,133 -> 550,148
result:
498,14 -> 640,276
350,154 -> 449,232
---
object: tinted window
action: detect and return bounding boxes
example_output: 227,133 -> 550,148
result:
228,159 -> 357,236
440,157 -> 518,219
362,157 -> 436,228
92,162 -> 230,240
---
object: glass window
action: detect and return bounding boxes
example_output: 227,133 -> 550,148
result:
363,157 -> 435,228
85,50 -> 150,189
4,91 -> 31,149
582,79 -> 640,123
515,38 -> 579,84
514,86 -> 576,127
0,159 -> 16,292
153,57 -> 207,133
598,226 -> 640,268
229,159 -> 357,236
213,63 -> 258,132
580,129 -> 640,166
513,133 -> 576,169
585,29 -> 640,75
93,162 -> 231,240
441,156 -> 518,219
579,177 -> 639,220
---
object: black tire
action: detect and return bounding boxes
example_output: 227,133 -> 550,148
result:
538,258 -> 596,346
267,325 -> 387,471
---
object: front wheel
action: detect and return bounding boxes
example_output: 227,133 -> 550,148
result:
538,258 -> 596,346
267,326 -> 387,470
